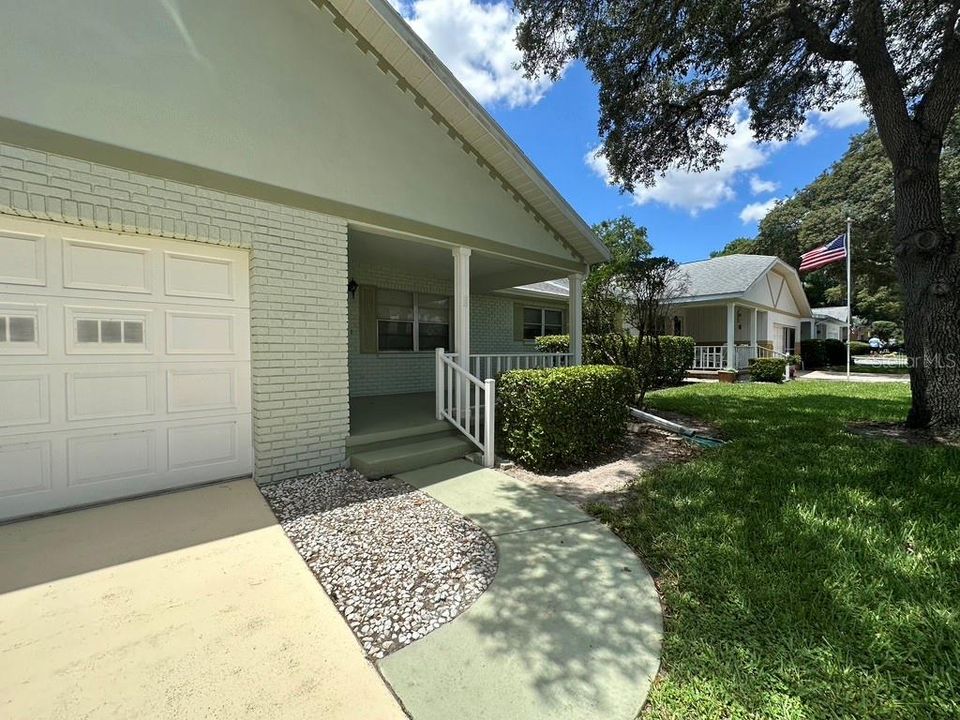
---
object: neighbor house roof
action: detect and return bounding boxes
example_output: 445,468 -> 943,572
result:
674,255 -> 781,298
812,306 -> 849,323
512,279 -> 569,298
329,0 -> 609,265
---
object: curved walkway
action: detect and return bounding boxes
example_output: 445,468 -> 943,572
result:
381,460 -> 662,720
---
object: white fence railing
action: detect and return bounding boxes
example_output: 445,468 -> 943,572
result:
693,345 -> 727,370
694,344 -> 792,371
435,348 -> 495,467
468,352 -> 574,381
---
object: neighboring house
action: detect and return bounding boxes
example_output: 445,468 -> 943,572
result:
665,255 -> 812,371
804,306 -> 850,341
517,254 -> 814,374
0,0 -> 606,521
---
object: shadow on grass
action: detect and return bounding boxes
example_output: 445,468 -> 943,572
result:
601,381 -> 960,718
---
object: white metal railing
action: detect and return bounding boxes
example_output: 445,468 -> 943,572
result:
693,345 -> 727,370
694,344 -> 792,371
435,348 -> 495,467
468,352 -> 574,381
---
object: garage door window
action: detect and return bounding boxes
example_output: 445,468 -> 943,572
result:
0,315 -> 36,343
76,318 -> 145,345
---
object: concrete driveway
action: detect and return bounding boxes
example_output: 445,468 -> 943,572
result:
0,480 -> 405,720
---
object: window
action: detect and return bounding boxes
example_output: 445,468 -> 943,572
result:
0,315 -> 36,343
522,307 -> 564,340
76,318 -> 145,345
376,290 -> 450,352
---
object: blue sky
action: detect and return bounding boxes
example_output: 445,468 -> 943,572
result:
389,0 -> 870,262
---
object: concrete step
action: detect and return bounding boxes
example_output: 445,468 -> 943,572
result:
349,435 -> 475,479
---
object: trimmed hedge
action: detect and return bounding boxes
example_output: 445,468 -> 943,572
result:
497,365 -> 635,471
749,357 -> 787,383
801,338 -> 858,368
535,334 -> 694,389
849,341 -> 871,356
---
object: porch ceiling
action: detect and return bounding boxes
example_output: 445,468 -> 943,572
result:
349,227 -> 571,292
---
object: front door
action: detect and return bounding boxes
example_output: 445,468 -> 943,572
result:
781,326 -> 797,354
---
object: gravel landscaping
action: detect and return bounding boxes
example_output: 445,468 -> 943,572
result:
260,469 -> 497,659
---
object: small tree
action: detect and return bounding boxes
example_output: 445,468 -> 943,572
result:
870,320 -> 900,342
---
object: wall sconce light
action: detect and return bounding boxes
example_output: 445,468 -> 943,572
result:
347,278 -> 359,298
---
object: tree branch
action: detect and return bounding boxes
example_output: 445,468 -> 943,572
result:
784,1 -> 854,62
916,0 -> 960,134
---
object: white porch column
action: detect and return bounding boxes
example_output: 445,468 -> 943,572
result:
750,307 -> 759,351
568,272 -> 584,365
726,302 -> 736,368
452,247 -> 471,370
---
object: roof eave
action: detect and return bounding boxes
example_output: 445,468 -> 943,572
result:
335,0 -> 609,265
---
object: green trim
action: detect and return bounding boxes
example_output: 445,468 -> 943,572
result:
0,118 -> 585,273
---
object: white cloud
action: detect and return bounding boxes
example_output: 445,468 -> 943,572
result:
749,176 -> 779,195
389,0 -> 554,108
585,107 -> 776,215
739,197 -> 781,224
811,98 -> 869,128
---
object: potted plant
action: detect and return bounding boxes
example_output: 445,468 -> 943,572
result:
786,354 -> 802,379
718,367 -> 737,384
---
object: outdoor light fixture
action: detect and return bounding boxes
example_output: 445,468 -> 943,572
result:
347,278 -> 358,298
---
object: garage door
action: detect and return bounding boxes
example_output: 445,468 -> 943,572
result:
0,217 -> 252,521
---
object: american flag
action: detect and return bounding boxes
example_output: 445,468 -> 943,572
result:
799,233 -> 847,273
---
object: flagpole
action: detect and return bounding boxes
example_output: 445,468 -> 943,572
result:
846,216 -> 852,380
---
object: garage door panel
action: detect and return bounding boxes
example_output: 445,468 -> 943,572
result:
0,439 -> 52,498
0,229 -> 47,286
167,368 -> 238,413
164,252 -> 236,300
166,310 -> 243,356
168,420 -> 239,471
0,375 -> 50,427
62,238 -> 151,294
67,371 -> 155,422
66,429 -> 157,487
0,218 -> 252,522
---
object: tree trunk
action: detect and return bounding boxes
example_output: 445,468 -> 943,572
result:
891,151 -> 960,429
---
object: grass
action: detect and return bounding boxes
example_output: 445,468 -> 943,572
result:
591,381 -> 959,719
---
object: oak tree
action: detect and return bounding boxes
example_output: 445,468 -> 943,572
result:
515,0 -> 960,428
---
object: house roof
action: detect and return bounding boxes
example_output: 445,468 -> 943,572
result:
329,0 -> 609,266
812,306 -> 849,323
674,255 -> 781,298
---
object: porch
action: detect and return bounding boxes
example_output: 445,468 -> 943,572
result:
669,301 -> 798,372
346,225 -> 585,474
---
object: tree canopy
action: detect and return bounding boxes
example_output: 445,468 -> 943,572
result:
712,113 -> 960,323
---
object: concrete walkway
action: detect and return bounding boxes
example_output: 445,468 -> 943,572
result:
381,460 -> 663,720
797,369 -> 910,383
0,480 -> 405,720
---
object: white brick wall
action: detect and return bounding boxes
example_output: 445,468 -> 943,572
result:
0,142 -> 350,483
348,261 -> 561,396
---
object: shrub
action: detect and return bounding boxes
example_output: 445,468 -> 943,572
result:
824,338 -> 847,365
749,357 -> 787,383
800,339 -> 826,368
534,334 -> 694,389
497,364 -> 635,471
849,341 -> 871,356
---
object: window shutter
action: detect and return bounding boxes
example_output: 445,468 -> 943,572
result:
358,285 -> 378,354
513,303 -> 524,341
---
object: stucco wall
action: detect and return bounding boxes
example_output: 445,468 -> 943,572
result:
0,0 -> 575,264
348,261 -> 561,397
0,142 -> 350,482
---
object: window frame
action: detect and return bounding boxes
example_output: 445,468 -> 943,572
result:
0,303 -> 45,355
522,306 -> 565,342
375,291 -> 451,354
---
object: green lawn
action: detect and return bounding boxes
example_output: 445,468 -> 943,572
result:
592,381 -> 959,719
